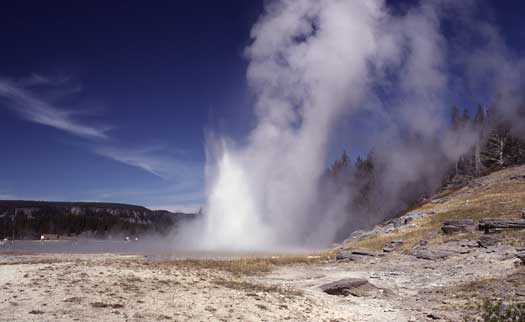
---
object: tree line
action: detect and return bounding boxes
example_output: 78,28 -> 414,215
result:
325,104 -> 525,241
0,201 -> 196,240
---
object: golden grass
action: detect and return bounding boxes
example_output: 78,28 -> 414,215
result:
0,257 -> 69,266
160,253 -> 334,276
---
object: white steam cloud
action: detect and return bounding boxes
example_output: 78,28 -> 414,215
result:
177,0 -> 525,251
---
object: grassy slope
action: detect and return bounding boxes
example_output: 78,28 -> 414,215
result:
343,165 -> 525,252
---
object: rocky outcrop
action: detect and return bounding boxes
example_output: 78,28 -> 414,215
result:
336,249 -> 384,262
478,218 -> 525,233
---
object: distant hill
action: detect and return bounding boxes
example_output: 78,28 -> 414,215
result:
0,200 -> 198,240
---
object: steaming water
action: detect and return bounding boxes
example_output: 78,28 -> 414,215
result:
0,240 -> 312,259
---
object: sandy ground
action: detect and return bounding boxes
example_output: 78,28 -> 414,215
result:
0,241 -> 522,322
0,252 -> 345,322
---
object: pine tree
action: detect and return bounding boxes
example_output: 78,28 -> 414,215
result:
451,106 -> 461,131
461,108 -> 471,128
473,104 -> 487,176
481,123 -> 511,169
474,104 -> 486,126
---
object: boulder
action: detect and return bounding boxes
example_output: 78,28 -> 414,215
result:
412,249 -> 451,260
320,278 -> 387,297
336,249 -> 385,261
383,240 -> 404,253
335,251 -> 367,263
335,250 -> 353,261
516,252 -> 525,265
351,249 -> 385,257
441,219 -> 475,234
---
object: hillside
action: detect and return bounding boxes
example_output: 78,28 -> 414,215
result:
314,165 -> 525,320
342,165 -> 525,251
0,200 -> 197,240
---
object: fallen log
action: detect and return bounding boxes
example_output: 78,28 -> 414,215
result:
478,218 -> 525,234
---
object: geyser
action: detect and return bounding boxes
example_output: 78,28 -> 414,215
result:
176,0 -> 525,251
195,0 -> 385,251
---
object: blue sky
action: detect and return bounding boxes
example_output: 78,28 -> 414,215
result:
0,1 -> 524,212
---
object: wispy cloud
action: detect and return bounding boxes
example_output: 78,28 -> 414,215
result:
0,74 -> 204,209
95,145 -> 200,180
0,79 -> 107,139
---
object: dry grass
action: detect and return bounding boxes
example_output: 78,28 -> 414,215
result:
445,267 -> 525,315
212,278 -> 303,297
0,256 -> 69,266
344,166 -> 525,252
159,253 -> 333,276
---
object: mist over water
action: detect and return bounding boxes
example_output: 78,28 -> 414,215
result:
177,0 -> 525,251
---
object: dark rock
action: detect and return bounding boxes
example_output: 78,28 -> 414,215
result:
478,235 -> 499,248
479,218 -> 525,234
441,219 -> 475,235
427,312 -> 443,320
402,211 -> 433,225
460,240 -> 480,248
336,251 -> 353,261
320,278 -> 388,297
510,174 -> 525,180
383,240 -> 404,253
521,208 -> 525,219
417,240 -> 428,247
516,252 -> 525,264
336,251 -> 369,263
441,225 -> 463,234
351,249 -> 385,257
444,219 -> 474,226
385,218 -> 402,228
320,278 -> 369,295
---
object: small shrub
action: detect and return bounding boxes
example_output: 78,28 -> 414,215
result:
481,299 -> 525,322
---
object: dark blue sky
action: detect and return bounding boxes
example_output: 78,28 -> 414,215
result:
0,1 -> 523,211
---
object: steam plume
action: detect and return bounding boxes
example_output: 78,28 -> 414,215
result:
178,0 -> 525,251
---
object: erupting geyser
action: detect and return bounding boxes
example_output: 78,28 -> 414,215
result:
194,0 -> 385,251
175,0 -> 525,251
